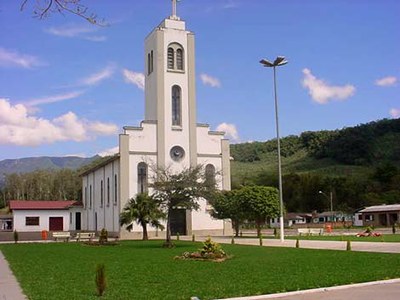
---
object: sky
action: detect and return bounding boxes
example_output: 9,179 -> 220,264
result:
0,0 -> 399,160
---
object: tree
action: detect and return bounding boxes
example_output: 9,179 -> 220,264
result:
20,0 -> 106,25
120,193 -> 165,241
210,190 -> 245,237
150,165 -> 215,247
236,186 -> 280,237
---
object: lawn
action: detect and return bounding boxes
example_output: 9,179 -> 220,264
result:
1,240 -> 400,300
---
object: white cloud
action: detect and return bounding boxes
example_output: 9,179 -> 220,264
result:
98,146 -> 119,157
302,68 -> 356,104
375,76 -> 397,87
0,47 -> 44,69
216,122 -> 239,142
122,69 -> 145,90
200,73 -> 221,88
81,65 -> 114,86
389,108 -> 400,118
45,24 -> 106,42
223,1 -> 239,9
0,98 -> 118,146
23,91 -> 84,107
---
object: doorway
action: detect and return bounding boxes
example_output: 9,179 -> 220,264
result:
75,212 -> 81,230
49,217 -> 63,231
170,209 -> 187,235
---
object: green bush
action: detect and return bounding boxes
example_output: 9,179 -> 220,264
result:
192,234 -> 195,242
200,238 -> 226,259
95,263 -> 106,297
296,238 -> 299,248
392,224 -> 396,234
231,237 -> 235,244
176,233 -> 180,241
99,228 -> 108,245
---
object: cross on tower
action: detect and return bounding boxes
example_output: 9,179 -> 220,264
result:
171,0 -> 180,19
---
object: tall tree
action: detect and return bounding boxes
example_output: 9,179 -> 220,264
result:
210,190 -> 245,237
120,193 -> 165,241
150,165 -> 215,247
236,186 -> 280,237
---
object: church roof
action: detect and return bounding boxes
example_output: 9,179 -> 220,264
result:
79,154 -> 120,176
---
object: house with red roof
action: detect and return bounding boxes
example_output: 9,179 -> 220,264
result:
9,200 -> 83,232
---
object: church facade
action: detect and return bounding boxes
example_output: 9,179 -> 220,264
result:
80,6 -> 232,238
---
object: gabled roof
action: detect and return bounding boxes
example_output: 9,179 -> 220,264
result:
358,204 -> 400,213
9,200 -> 81,210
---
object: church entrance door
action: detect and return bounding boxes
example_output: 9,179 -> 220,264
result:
170,209 -> 186,235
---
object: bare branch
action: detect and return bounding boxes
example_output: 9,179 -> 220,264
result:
20,0 -> 108,26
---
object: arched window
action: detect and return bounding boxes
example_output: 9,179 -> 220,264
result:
89,185 -> 92,209
205,164 -> 216,188
172,85 -> 181,126
176,48 -> 183,70
147,53 -> 151,75
100,180 -> 103,207
107,177 -> 110,206
167,47 -> 174,69
167,43 -> 184,71
138,162 -> 148,194
114,174 -> 118,204
150,50 -> 154,73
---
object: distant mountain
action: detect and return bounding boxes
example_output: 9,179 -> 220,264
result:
0,156 -> 99,185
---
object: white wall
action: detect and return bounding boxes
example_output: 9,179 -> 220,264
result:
13,210 -> 70,232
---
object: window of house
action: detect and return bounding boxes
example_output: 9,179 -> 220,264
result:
150,50 -> 154,73
89,185 -> 92,209
138,162 -> 148,194
25,217 -> 39,226
100,180 -> 104,207
147,53 -> 151,75
84,186 -> 87,209
205,164 -> 216,187
114,174 -> 118,204
358,214 -> 362,220
172,85 -> 181,126
167,43 -> 184,71
70,213 -> 72,224
167,47 -> 174,69
107,177 -> 110,206
176,48 -> 183,70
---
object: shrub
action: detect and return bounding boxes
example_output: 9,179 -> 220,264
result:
99,228 -> 108,245
13,230 -> 18,244
296,238 -> 299,248
177,232 -> 180,241
200,238 -> 226,259
392,224 -> 396,234
231,236 -> 235,244
95,263 -> 106,297
273,228 -> 277,237
192,234 -> 195,242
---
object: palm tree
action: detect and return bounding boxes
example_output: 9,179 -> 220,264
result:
120,193 -> 165,240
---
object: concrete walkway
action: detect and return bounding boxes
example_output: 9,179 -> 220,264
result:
198,236 -> 400,254
0,251 -> 27,300
217,279 -> 400,300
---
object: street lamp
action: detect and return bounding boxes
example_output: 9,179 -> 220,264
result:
319,190 -> 333,223
260,56 -> 288,242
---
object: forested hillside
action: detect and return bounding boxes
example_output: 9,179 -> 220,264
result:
1,118 -> 399,213
231,118 -> 400,212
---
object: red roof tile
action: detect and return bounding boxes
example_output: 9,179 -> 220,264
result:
9,200 -> 80,210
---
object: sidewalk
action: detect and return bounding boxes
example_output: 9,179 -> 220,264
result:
217,279 -> 400,300
199,236 -> 400,254
0,251 -> 27,300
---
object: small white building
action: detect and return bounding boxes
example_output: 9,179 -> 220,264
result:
9,200 -> 82,232
80,5 -> 232,238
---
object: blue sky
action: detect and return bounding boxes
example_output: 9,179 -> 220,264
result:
0,0 -> 399,160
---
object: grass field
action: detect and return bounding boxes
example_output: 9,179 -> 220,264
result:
1,240 -> 400,300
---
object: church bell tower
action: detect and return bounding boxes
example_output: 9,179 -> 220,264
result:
144,0 -> 197,169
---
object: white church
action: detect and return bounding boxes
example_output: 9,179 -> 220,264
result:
81,2 -> 232,239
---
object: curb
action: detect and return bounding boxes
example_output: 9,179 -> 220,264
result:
215,278 -> 400,300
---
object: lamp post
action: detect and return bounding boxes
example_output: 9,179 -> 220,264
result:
319,190 -> 333,223
260,56 -> 288,242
